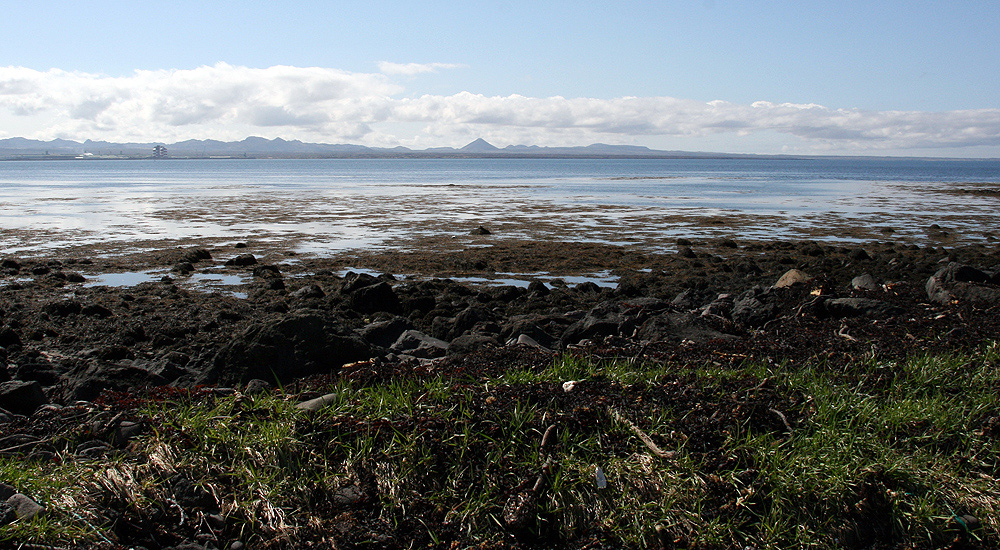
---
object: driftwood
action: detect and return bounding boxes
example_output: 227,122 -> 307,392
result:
607,407 -> 676,459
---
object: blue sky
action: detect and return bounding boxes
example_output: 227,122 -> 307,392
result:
1,1 -> 998,156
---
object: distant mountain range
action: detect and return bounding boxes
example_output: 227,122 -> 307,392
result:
0,136 -> 773,159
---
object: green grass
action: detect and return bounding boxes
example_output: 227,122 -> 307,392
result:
3,343 -> 999,548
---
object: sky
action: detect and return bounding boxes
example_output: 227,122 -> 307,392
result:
1,1 -> 999,157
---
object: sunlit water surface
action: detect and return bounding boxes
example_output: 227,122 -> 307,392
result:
1,157 -> 998,255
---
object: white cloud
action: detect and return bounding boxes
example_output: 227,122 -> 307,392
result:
1,63 -> 998,153
377,62 -> 465,76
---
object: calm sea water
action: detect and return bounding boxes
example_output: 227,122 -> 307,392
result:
1,157 -> 998,255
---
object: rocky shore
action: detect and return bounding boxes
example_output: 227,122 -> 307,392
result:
2,236 -> 1000,548
2,238 -> 999,403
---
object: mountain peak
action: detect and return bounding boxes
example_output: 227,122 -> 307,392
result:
460,138 -> 499,152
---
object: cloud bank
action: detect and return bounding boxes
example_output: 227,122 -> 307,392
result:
1,63 -> 998,153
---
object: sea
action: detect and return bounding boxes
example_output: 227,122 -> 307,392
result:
1,157 -> 998,256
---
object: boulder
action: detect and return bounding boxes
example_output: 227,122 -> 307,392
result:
818,298 -> 902,318
526,280 -> 550,296
731,287 -> 783,328
446,306 -> 494,341
672,288 -> 716,310
0,327 -> 21,348
448,334 -> 500,355
15,362 -> 62,386
225,253 -> 257,267
515,334 -> 552,352
0,259 -> 21,273
340,271 -> 380,293
348,282 -> 401,314
290,284 -> 325,300
209,310 -> 371,385
0,380 -> 48,415
359,316 -> 414,349
560,298 -> 669,347
635,312 -> 736,343
0,502 -> 14,527
171,262 -> 195,275
499,314 -> 565,349
391,330 -> 450,359
773,269 -> 812,289
6,493 -> 44,521
179,248 -> 212,264
68,363 -> 169,402
470,226 -> 492,235
927,263 -> 1000,305
851,273 -> 880,291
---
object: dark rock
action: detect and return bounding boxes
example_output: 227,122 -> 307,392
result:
446,306 -> 493,341
573,281 -> 602,294
560,298 -> 669,347
672,288 -> 715,310
31,265 -> 51,276
0,482 -> 14,501
172,262 -> 195,275
359,316 -> 414,349
470,226 -> 492,235
678,246 -> 697,258
82,304 -> 114,318
209,311 -> 371,385
171,475 -> 218,511
0,502 -> 14,527
635,312 -> 737,343
0,328 -> 20,348
927,263 -> 1000,305
77,440 -> 112,458
391,330 -> 449,359
43,299 -> 83,316
340,271 -> 380,293
179,248 -> 212,264
851,273 -> 879,291
818,298 -> 903,318
448,334 -> 500,355
499,315 -> 564,349
65,272 -> 87,283
225,253 -> 257,267
253,265 -> 282,280
719,238 -> 738,249
290,284 -> 325,300
676,238 -> 693,247
0,259 -> 21,272
348,282 -> 401,314
526,280 -> 549,296
331,485 -> 367,508
0,380 -> 48,415
69,364 -> 168,402
6,493 -> 44,521
849,248 -> 872,261
111,421 -> 144,447
731,287 -> 783,328
15,362 -> 61,386
244,379 -> 271,394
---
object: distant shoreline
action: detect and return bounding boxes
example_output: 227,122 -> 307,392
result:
2,136 -> 996,161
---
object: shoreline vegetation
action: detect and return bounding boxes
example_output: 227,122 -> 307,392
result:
2,233 -> 999,549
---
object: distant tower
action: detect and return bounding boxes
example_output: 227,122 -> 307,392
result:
153,145 -> 168,158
